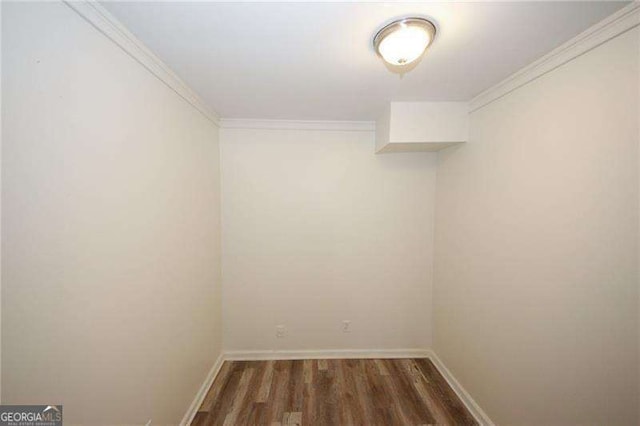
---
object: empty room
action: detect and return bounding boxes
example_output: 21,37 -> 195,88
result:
2,0 -> 639,425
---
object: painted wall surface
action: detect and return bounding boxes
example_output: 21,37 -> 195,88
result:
0,0 -> 3,404
2,2 -> 222,424
434,27 -> 639,425
221,128 -> 436,352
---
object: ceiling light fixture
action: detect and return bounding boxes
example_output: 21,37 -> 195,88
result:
373,17 -> 436,69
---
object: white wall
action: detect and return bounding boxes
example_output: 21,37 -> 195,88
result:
0,0 -> 3,405
2,2 -> 222,424
221,127 -> 436,352
434,27 -> 639,425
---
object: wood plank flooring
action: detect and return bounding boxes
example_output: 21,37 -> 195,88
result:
191,358 -> 478,426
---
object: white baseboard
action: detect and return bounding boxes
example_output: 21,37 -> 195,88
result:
224,348 -> 431,361
425,350 -> 495,426
179,353 -> 225,426
181,349 -> 493,426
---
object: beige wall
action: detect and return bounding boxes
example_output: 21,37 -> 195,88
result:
2,2 -> 222,424
0,0 -> 3,405
434,27 -> 639,425
221,127 -> 436,352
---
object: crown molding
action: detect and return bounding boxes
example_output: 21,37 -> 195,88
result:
63,1 -> 639,127
469,1 -> 640,113
63,0 -> 220,127
220,119 -> 376,132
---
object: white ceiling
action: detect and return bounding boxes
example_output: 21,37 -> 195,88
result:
103,1 -> 628,121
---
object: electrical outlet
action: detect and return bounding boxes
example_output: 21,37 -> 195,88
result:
342,320 -> 351,333
276,325 -> 285,338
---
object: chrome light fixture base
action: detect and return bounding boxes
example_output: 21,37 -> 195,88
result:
373,17 -> 437,69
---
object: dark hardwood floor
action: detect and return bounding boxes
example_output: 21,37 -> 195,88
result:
191,358 -> 478,426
